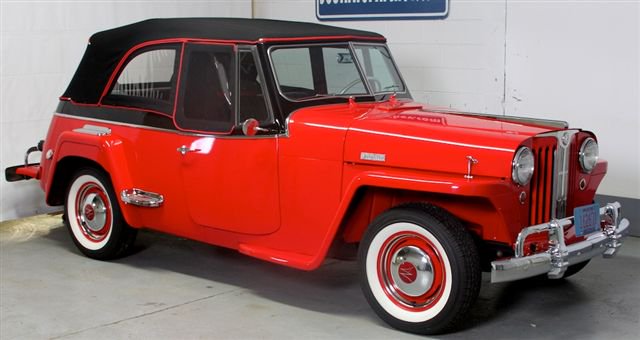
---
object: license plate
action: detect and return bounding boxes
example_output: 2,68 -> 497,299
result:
574,203 -> 601,237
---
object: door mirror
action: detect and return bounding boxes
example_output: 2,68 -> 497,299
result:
241,118 -> 267,136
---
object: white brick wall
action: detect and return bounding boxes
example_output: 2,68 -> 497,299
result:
0,1 -> 251,221
254,0 -> 639,200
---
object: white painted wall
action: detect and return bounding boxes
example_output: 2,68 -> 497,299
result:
1,0 -> 638,221
0,0 -> 251,221
503,1 -> 639,199
254,0 -> 639,200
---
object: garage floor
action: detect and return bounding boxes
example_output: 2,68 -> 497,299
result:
1,214 -> 638,339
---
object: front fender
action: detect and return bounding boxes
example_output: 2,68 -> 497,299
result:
342,167 -> 511,197
303,165 -> 527,270
341,165 -> 525,238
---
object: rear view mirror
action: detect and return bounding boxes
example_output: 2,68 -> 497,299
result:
241,118 -> 267,136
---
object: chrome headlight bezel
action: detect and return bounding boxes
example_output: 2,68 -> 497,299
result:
579,137 -> 598,173
512,147 -> 535,186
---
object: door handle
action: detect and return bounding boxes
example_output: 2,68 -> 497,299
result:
177,145 -> 201,155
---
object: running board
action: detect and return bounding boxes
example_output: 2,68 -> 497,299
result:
238,243 -> 316,270
121,188 -> 164,207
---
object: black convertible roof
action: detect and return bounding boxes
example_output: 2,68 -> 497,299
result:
63,18 -> 385,103
92,17 -> 384,47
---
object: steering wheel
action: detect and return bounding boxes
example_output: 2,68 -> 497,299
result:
338,77 -> 381,95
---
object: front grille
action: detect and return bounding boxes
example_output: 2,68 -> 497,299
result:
529,138 -> 557,225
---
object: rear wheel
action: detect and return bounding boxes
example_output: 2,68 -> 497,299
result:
64,168 -> 137,260
358,204 -> 481,335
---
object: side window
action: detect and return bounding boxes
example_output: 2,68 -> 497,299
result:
239,50 -> 271,124
175,43 -> 236,133
106,45 -> 179,113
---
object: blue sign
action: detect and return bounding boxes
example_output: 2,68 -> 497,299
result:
316,0 -> 449,21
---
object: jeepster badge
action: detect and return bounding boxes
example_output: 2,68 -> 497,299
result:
360,152 -> 386,162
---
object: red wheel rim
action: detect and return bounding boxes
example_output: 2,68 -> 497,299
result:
376,231 -> 446,311
74,182 -> 112,243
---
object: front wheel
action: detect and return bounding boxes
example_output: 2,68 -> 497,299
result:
358,204 -> 481,335
64,168 -> 137,260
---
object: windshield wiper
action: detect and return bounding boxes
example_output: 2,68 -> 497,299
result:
376,92 -> 395,102
382,84 -> 402,91
297,93 -> 350,100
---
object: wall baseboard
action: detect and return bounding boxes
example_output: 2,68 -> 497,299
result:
595,195 -> 639,237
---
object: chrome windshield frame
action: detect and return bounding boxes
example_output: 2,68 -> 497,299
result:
350,42 -> 409,97
267,42 -> 408,103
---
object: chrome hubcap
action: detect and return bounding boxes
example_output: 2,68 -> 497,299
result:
80,192 -> 107,232
390,246 -> 434,297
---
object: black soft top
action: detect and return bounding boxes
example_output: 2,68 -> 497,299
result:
62,18 -> 385,104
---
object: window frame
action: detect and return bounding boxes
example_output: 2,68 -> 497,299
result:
174,41 -> 238,135
236,46 -> 276,128
102,43 -> 182,115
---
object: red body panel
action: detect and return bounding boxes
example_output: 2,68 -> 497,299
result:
30,96 -> 607,271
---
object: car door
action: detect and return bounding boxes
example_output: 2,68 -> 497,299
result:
175,43 -> 280,235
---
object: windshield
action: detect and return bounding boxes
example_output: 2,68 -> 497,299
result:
353,44 -> 405,94
270,43 -> 404,101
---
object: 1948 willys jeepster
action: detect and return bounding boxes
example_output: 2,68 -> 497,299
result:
5,18 -> 630,334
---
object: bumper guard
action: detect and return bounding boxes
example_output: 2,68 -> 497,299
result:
5,141 -> 44,182
491,202 -> 629,283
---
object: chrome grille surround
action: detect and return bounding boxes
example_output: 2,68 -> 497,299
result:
537,129 -> 579,220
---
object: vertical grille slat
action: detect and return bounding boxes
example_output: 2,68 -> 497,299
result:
529,140 -> 556,225
529,150 -> 540,226
540,147 -> 549,223
546,146 -> 556,221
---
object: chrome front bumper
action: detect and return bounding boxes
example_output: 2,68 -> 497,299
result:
491,202 -> 630,283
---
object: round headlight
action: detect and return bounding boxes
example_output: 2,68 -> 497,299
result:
579,138 -> 598,173
512,147 -> 535,186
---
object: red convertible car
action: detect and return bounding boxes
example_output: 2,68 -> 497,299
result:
5,18 -> 630,334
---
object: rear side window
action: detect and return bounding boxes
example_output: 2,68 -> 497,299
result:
105,44 -> 180,113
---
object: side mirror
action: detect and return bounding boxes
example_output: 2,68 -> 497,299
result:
241,118 -> 268,136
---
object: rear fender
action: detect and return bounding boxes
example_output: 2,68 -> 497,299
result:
45,130 -> 139,226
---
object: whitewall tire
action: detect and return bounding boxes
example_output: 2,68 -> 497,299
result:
64,168 -> 137,260
358,204 -> 481,334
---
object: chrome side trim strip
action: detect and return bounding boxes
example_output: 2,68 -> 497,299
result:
425,109 -> 569,129
58,112 -> 178,134
121,188 -> 164,208
73,124 -> 112,136
55,113 -> 283,139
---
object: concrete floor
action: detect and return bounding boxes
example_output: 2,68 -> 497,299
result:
1,214 -> 638,339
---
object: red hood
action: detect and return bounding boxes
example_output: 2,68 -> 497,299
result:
288,100 -> 559,178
